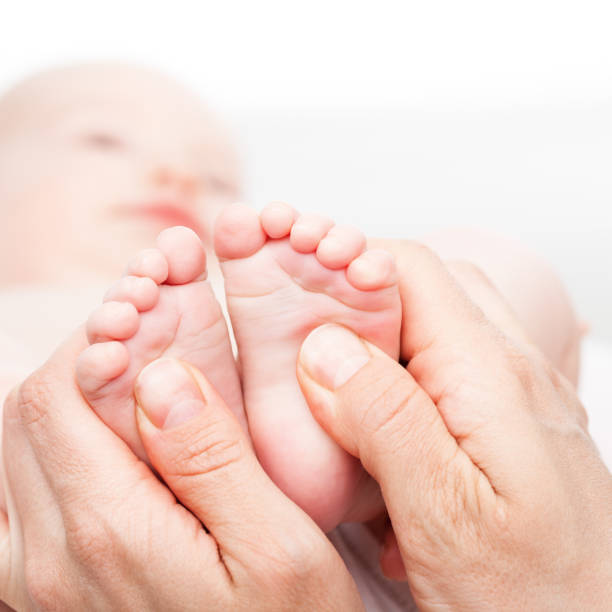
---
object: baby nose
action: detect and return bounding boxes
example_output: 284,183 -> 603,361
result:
151,165 -> 198,198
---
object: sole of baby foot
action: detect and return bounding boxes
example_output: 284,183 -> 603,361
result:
76,226 -> 244,461
215,202 -> 402,531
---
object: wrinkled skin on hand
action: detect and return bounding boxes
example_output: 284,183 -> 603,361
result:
0,329 -> 363,611
298,241 -> 612,611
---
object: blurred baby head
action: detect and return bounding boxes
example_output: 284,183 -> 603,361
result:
0,63 -> 242,285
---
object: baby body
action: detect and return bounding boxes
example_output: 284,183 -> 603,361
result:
0,64 -> 240,393
0,65 -> 582,536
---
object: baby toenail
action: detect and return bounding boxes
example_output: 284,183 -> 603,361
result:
135,358 -> 205,429
299,324 -> 371,390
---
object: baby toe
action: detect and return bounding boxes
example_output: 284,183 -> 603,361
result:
104,276 -> 160,312
316,225 -> 366,270
346,249 -> 398,291
86,301 -> 140,344
214,203 -> 266,260
125,248 -> 168,284
289,213 -> 335,253
76,341 -> 129,398
156,226 -> 207,285
260,201 -> 297,239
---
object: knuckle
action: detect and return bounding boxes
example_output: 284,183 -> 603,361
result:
447,260 -> 493,289
505,347 -> 562,404
385,239 -> 440,270
64,511 -> 117,570
24,557 -> 70,610
265,532 -> 334,587
568,393 -> 589,429
358,372 -> 426,447
404,240 -> 439,262
169,418 -> 245,479
17,370 -> 55,430
416,456 -> 491,560
505,347 -> 539,392
430,455 -> 469,529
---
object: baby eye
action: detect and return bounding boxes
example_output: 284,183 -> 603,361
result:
208,175 -> 235,194
80,131 -> 126,151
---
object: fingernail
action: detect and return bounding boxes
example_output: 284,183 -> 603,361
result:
136,358 -> 204,429
299,324 -> 371,390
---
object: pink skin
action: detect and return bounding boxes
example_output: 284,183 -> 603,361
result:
74,219 -> 584,534
75,204 -> 401,531
76,226 -> 244,460
0,64 -> 241,287
215,202 -> 402,531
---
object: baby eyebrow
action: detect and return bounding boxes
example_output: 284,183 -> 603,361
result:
80,130 -> 126,149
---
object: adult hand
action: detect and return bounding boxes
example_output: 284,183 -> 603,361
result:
297,242 -> 612,610
0,329 -> 362,611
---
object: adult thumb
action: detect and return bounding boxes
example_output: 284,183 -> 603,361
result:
134,357 -> 340,573
297,324 -> 477,540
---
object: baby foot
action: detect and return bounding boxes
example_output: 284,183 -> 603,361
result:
76,226 -> 244,460
215,203 -> 402,530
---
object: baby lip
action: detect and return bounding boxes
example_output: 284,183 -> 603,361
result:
118,200 -> 204,235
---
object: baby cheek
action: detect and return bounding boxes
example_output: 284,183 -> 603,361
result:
24,170 -> 108,253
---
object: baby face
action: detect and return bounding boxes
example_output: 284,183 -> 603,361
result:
0,65 -> 241,284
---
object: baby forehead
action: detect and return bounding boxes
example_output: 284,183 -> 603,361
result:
0,66 -> 223,142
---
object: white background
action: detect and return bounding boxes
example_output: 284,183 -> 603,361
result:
1,0 -> 611,340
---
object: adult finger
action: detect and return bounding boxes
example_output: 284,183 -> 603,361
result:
364,242 -> 559,492
0,329 -> 155,610
297,324 -> 545,508
445,260 -> 533,350
1,327 -> 193,578
368,240 -> 502,362
296,325 -> 484,528
10,329 -> 143,500
0,331 -> 238,610
2,378 -> 68,537
134,358 -> 351,589
1,386 -> 59,610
